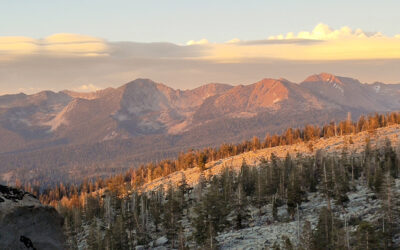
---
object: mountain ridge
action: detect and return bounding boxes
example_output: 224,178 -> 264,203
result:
1,73 -> 400,184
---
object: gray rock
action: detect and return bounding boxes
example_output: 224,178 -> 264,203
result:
153,247 -> 168,250
135,246 -> 145,250
0,185 -> 65,250
155,236 -> 168,246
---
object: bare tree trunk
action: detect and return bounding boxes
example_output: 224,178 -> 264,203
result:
297,203 -> 300,247
209,220 -> 213,249
345,215 -> 350,250
351,158 -> 354,185
323,163 -> 332,211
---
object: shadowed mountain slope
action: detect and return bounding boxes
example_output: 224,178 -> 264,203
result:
1,73 -> 399,184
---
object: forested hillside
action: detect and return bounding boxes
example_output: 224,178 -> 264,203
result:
27,112 -> 400,249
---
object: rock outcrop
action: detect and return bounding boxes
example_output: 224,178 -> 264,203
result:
0,185 -> 65,250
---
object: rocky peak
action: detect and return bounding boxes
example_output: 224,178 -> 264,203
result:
190,83 -> 233,95
120,78 -> 159,90
118,78 -> 172,115
302,73 -> 344,85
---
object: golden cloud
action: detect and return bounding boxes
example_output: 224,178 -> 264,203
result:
202,23 -> 400,62
186,38 -> 209,46
0,33 -> 108,59
1,24 -> 399,63
0,36 -> 38,55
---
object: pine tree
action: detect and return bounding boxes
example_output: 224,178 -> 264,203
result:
234,181 -> 250,229
192,177 -> 228,248
163,186 -> 183,248
282,235 -> 294,250
272,195 -> 279,222
313,207 -> 344,250
87,219 -> 100,250
149,190 -> 163,232
379,172 -> 400,248
197,152 -> 207,171
299,221 -> 313,250
239,159 -> 255,197
354,221 -> 381,250
111,214 -> 129,249
287,169 -> 304,219
254,165 -> 267,214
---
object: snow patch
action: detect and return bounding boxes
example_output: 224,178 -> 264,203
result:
375,85 -> 381,93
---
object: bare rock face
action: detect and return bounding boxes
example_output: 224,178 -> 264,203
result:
0,185 -> 65,250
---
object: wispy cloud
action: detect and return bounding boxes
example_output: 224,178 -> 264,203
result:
0,33 -> 108,59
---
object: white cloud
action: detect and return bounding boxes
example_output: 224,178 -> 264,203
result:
203,23 -> 400,62
73,84 -> 101,92
186,38 -> 209,46
226,38 -> 241,44
268,23 -> 386,40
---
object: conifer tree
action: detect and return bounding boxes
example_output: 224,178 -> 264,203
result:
149,190 -> 163,232
111,214 -> 129,249
379,172 -> 400,248
234,180 -> 250,229
192,177 -> 228,248
282,235 -> 294,250
299,221 -> 313,250
254,165 -> 267,213
354,221 -> 381,250
163,186 -> 183,248
313,207 -> 344,250
87,219 -> 100,250
287,169 -> 304,219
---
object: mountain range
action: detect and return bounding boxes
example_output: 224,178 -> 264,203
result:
1,73 -> 399,184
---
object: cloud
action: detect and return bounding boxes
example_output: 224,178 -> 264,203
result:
1,24 -> 400,95
203,23 -> 400,62
0,36 -> 38,55
43,34 -> 108,56
73,84 -> 101,92
233,39 -> 323,46
268,23 -> 385,40
186,39 -> 209,46
0,33 -> 108,59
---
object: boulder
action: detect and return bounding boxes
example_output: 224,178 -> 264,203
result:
0,185 -> 65,249
155,236 -> 168,246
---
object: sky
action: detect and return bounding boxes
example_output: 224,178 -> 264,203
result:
1,0 -> 400,94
